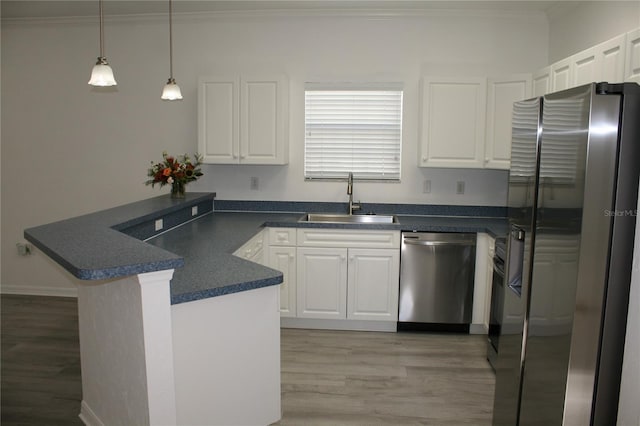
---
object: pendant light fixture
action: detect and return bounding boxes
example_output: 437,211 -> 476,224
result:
161,0 -> 183,100
88,0 -> 117,87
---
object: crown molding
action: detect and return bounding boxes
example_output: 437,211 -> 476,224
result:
1,3 -> 550,25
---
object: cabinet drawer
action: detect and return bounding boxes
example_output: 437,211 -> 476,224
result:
268,227 -> 297,246
297,229 -> 400,249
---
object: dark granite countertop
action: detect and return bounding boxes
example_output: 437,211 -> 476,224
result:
24,193 -> 215,280
24,193 -> 508,305
147,212 -> 300,304
149,211 -> 507,304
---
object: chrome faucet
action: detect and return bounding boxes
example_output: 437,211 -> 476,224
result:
347,172 -> 361,215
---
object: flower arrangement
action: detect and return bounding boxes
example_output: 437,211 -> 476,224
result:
145,151 -> 203,198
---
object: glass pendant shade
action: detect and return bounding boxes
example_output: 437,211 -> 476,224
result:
161,78 -> 183,100
162,0 -> 182,100
89,0 -> 117,87
88,58 -> 117,86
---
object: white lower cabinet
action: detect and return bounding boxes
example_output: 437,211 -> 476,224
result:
296,247 -> 348,319
346,248 -> 400,321
296,246 -> 399,321
471,232 -> 495,334
233,229 -> 265,264
266,228 -> 297,317
268,245 -> 296,317
264,228 -> 402,330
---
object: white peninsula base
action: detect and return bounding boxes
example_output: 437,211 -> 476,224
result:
76,270 -> 281,426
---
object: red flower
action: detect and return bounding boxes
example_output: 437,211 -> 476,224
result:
162,168 -> 172,177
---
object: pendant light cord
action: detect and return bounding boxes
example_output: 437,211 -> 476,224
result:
168,0 -> 174,79
99,0 -> 105,58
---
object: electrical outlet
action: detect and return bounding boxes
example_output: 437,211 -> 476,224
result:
191,206 -> 198,216
155,219 -> 163,231
456,181 -> 465,194
250,176 -> 259,190
423,180 -> 431,194
16,242 -> 32,256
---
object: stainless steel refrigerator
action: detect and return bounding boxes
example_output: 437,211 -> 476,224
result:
492,82 -> 640,426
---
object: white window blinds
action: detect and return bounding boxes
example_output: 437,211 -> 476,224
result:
304,88 -> 403,180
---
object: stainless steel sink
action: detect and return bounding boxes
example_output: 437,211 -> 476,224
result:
300,213 -> 397,224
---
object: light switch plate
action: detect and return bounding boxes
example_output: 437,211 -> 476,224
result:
456,181 -> 465,194
155,219 -> 163,231
423,180 -> 431,194
191,206 -> 198,216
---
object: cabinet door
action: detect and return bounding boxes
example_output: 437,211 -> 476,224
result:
419,76 -> 487,168
240,75 -> 289,165
268,246 -> 296,317
233,230 -> 265,263
571,47 -> 598,87
626,28 -> 640,83
532,66 -> 551,97
484,75 -> 531,170
551,58 -> 572,92
198,76 -> 240,164
598,34 -> 626,83
296,247 -> 347,319
572,35 -> 626,87
347,248 -> 399,321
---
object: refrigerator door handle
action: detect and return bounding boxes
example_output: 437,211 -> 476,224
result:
507,226 -> 525,294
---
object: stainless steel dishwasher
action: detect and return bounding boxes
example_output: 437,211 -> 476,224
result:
398,232 -> 476,332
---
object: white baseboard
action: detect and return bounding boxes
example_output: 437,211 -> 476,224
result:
1,284 -> 77,298
79,400 -> 105,426
470,323 -> 489,335
281,317 -> 397,332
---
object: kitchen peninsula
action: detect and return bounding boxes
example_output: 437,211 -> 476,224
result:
24,193 -> 287,426
24,192 -> 508,426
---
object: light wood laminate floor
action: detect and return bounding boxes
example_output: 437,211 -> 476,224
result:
274,328 -> 495,425
1,295 -> 495,425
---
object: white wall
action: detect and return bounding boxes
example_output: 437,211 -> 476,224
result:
1,7 -> 547,294
187,10 -> 546,205
548,1 -> 640,63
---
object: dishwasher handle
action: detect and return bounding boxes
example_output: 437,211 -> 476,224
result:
403,237 -> 476,247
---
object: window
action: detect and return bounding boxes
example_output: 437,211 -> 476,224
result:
304,86 -> 403,181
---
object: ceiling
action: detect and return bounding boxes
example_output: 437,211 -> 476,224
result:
2,0 -> 563,20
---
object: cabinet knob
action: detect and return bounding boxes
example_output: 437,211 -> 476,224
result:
341,255 -> 346,261
289,254 -> 294,260
240,155 -> 246,159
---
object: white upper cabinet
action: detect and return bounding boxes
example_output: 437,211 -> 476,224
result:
533,66 -> 551,97
551,57 -> 572,92
484,75 -> 532,170
419,76 -> 487,168
571,47 -> 598,87
198,76 -> 238,164
626,28 -> 640,83
198,74 -> 289,165
572,34 -> 626,86
598,34 -> 626,83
